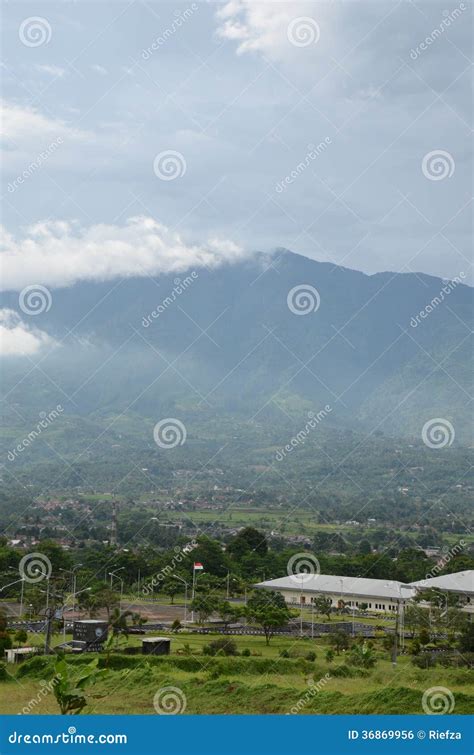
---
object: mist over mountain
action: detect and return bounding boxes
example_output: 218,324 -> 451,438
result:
1,250 -> 472,479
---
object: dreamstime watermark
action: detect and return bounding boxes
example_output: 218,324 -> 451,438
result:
7,406 -> 64,462
409,4 -> 466,60
153,150 -> 186,180
421,686 -> 455,714
287,552 -> 321,584
153,686 -> 187,714
19,17 -> 51,47
141,4 -> 198,59
19,675 -> 62,715
419,540 -> 466,587
19,285 -> 52,316
421,418 -> 455,449
287,673 -> 331,714
8,138 -> 63,194
275,139 -> 332,193
287,17 -> 320,47
142,540 -> 198,595
422,150 -> 455,181
153,418 -> 187,449
19,553 -> 52,583
142,273 -> 198,327
275,406 -> 332,461
287,284 -> 320,315
410,273 -> 465,327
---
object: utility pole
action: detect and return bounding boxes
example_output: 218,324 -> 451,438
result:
392,600 -> 400,666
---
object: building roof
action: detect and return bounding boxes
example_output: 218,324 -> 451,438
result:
255,574 -> 415,601
410,570 -> 473,594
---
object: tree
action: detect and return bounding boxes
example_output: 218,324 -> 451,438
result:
247,589 -> 287,613
14,629 -> 27,647
312,595 -> 332,621
217,601 -> 241,630
329,630 -> 349,655
404,604 -> 430,639
349,641 -> 377,669
81,584 -> 119,619
246,606 -> 290,645
162,578 -> 180,605
227,527 -> 268,559
190,593 -> 219,625
458,622 -> 474,653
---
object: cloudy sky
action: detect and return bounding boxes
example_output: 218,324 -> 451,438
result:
1,0 -> 472,290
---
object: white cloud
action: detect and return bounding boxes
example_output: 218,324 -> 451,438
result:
2,100 -> 89,146
215,0 -> 328,59
0,309 -> 54,356
91,64 -> 108,76
0,217 -> 248,291
35,64 -> 66,78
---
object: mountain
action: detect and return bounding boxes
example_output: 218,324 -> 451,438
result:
0,250 -> 472,483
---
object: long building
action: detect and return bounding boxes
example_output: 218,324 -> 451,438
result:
255,570 -> 473,614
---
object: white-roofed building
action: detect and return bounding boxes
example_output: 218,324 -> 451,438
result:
410,570 -> 473,612
255,570 -> 473,614
254,574 -> 415,613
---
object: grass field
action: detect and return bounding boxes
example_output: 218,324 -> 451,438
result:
2,632 -> 472,715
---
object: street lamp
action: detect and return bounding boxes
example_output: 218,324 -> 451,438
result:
172,574 -> 188,624
60,564 -> 83,612
5,571 -> 25,618
109,571 -> 124,611
109,567 -> 125,588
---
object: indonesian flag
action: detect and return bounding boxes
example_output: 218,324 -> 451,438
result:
193,562 -> 204,570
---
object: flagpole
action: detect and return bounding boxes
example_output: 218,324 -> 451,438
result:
191,566 -> 196,623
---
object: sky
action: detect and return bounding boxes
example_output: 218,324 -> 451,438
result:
1,0 -> 472,291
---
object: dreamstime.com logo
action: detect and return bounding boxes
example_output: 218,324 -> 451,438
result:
409,4 -> 467,60
8,138 -> 63,194
19,676 -> 62,715
153,418 -> 187,449
153,150 -> 186,180
275,406 -> 332,461
275,139 -> 332,193
410,274 -> 465,327
19,553 -> 52,583
418,540 -> 466,588
287,552 -> 321,584
153,686 -> 187,714
142,273 -> 198,327
19,285 -> 52,315
421,418 -> 455,449
19,16 -> 51,47
141,4 -> 198,59
287,674 -> 331,714
7,406 -> 64,462
287,284 -> 320,315
142,540 -> 198,595
287,17 -> 320,47
422,150 -> 455,181
422,686 -> 455,714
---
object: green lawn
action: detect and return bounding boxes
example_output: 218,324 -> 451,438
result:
2,631 -> 472,715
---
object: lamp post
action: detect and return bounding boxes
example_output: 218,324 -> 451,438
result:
60,564 -> 83,613
109,571 -> 124,611
172,574 -> 188,624
6,569 -> 25,618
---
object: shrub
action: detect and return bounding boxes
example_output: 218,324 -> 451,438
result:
202,638 -> 238,657
241,648 -> 251,657
0,662 -> 14,682
411,654 -> 436,669
279,649 -> 290,658
305,651 -> 316,662
16,655 -> 52,678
